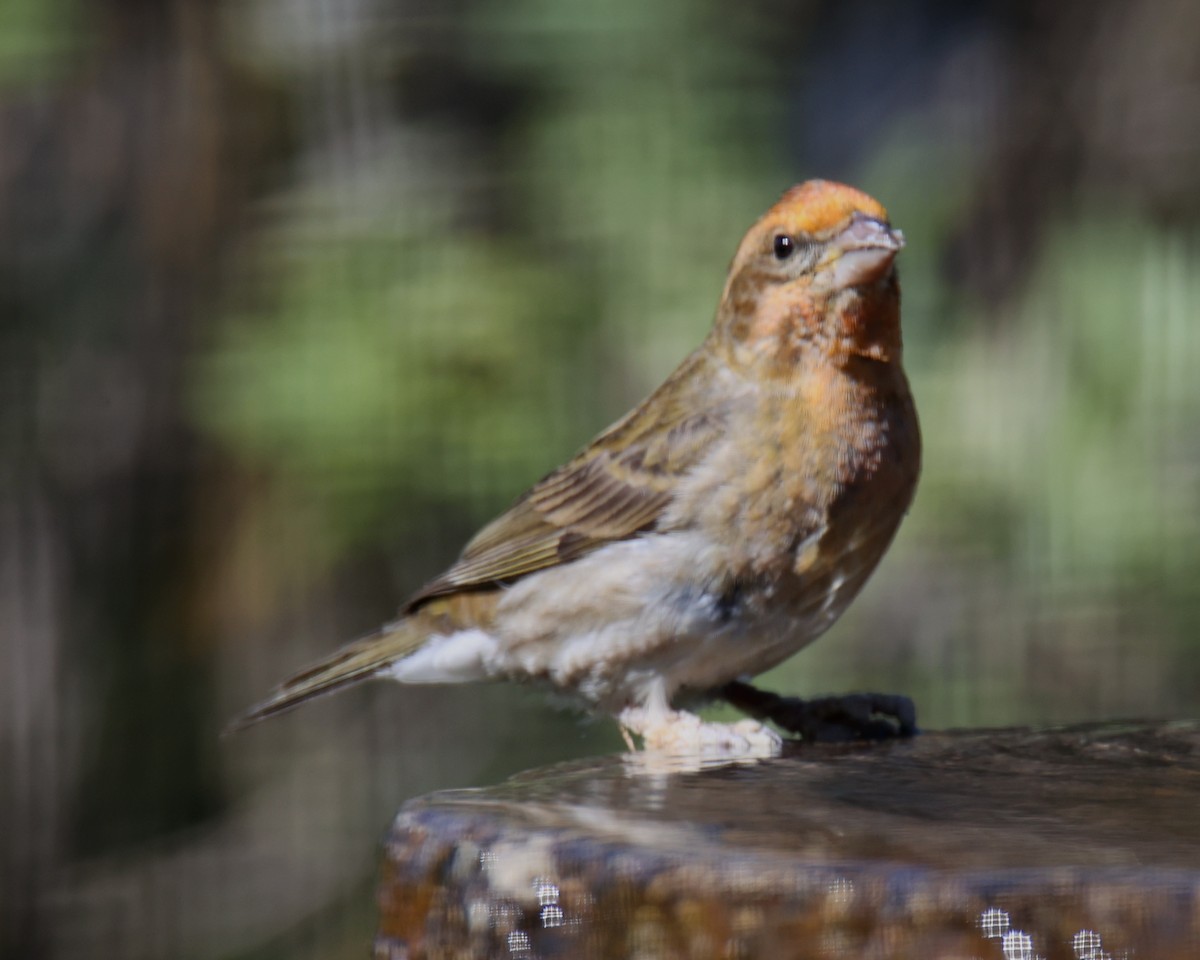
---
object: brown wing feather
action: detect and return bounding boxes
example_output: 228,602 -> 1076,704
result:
406,347 -> 725,609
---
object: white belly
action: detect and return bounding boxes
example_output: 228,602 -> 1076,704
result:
390,531 -> 857,713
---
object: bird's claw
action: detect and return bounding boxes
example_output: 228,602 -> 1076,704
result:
618,707 -> 782,757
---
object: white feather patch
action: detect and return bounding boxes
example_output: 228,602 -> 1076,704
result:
385,629 -> 498,683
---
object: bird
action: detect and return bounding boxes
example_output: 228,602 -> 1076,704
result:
230,180 -> 921,753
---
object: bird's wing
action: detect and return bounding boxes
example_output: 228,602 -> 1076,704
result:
406,347 -> 728,609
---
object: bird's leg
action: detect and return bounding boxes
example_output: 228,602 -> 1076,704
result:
718,680 -> 917,743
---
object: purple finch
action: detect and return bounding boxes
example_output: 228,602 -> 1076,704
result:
232,180 -> 920,753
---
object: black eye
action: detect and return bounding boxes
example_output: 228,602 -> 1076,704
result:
773,234 -> 795,260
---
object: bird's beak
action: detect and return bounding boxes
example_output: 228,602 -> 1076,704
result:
825,214 -> 905,289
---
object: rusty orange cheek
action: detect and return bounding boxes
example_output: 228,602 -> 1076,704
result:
746,287 -> 819,344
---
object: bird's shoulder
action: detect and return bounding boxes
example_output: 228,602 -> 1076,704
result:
405,345 -> 744,609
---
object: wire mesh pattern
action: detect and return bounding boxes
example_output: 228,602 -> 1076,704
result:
1,0 -> 1199,956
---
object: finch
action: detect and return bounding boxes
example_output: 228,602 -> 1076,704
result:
231,180 -> 920,753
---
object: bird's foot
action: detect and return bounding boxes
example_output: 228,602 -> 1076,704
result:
718,681 -> 917,743
618,707 -> 782,757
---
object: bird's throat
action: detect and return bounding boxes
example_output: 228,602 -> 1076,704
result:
830,279 -> 902,365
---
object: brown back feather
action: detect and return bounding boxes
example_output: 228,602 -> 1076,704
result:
406,346 -> 729,609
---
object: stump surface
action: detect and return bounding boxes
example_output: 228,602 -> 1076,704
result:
377,721 -> 1200,959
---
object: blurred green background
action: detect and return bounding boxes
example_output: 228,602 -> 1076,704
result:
2,0 -> 1199,957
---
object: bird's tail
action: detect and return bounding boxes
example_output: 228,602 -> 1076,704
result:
224,618 -> 426,734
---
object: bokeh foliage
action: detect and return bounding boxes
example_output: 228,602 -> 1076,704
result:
2,0 -> 1199,958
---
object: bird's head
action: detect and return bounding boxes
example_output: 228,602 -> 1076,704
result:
714,180 -> 905,373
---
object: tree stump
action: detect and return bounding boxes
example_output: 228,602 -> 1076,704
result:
377,721 -> 1200,959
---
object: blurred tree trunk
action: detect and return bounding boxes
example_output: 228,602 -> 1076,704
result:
948,0 -> 1200,302
0,0 -> 287,954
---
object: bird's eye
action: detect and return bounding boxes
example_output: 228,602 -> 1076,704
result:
773,235 -> 795,260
